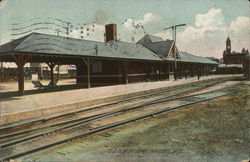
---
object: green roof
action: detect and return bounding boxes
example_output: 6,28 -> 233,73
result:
0,33 -> 218,65
147,34 -> 165,42
179,51 -> 218,64
0,33 -> 162,61
138,34 -> 218,65
137,34 -> 173,56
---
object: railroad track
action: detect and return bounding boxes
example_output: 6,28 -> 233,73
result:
0,78 -> 227,139
0,78 -> 229,132
0,79 -> 247,161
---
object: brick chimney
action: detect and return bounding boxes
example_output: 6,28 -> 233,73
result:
105,24 -> 117,42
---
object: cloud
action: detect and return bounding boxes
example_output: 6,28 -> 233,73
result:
228,16 -> 250,33
0,0 -> 7,9
67,13 -> 163,43
121,13 -> 164,42
226,16 -> 250,52
143,13 -> 161,24
154,31 -> 172,40
195,8 -> 224,30
175,8 -> 250,58
78,9 -> 249,59
94,11 -> 108,25
123,13 -> 161,29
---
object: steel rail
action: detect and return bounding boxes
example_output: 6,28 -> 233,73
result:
0,86 -> 212,147
0,78 -> 227,132
0,79 -> 227,141
0,88 -> 245,162
0,80 -> 239,144
0,82 -> 246,149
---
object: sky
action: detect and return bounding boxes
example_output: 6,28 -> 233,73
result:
0,0 -> 250,60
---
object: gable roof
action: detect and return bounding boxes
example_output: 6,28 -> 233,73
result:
137,34 -> 218,65
0,33 -> 218,65
147,34 -> 165,43
0,35 -> 31,54
137,34 -> 174,57
137,34 -> 165,43
0,33 -> 162,61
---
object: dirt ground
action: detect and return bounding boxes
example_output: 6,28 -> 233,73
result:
20,86 -> 250,162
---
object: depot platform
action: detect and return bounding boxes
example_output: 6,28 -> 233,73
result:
0,74 -> 239,125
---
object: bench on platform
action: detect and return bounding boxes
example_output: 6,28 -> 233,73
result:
48,79 -> 58,87
32,80 -> 45,89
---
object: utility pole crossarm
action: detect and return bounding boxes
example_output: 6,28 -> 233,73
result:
175,24 -> 186,27
163,23 -> 186,81
163,26 -> 174,30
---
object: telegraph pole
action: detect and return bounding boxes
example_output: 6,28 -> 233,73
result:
164,24 -> 186,80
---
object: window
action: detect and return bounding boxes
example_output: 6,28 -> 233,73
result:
92,61 -> 102,73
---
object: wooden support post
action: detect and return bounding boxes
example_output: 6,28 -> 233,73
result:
202,66 -> 204,76
1,61 -> 3,82
184,64 -> 187,80
76,64 -> 84,84
180,63 -> 182,78
118,62 -> 122,83
123,61 -> 129,84
198,64 -> 201,80
167,63 -> 170,80
170,62 -> 174,80
145,62 -> 150,82
158,64 -> 162,81
47,62 -> 56,87
206,65 -> 208,75
82,58 -> 95,88
76,64 -> 79,84
200,65 -> 203,76
18,64 -> 24,95
191,64 -> 194,77
87,61 -> 90,88
57,64 -> 60,80
40,65 -> 43,80
14,55 -> 28,96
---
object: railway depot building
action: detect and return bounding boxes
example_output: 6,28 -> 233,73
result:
0,24 -> 218,96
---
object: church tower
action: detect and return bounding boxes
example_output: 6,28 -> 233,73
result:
226,36 -> 231,54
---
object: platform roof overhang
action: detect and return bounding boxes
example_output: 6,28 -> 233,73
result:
0,32 -> 165,65
0,52 -> 163,65
0,32 -> 218,66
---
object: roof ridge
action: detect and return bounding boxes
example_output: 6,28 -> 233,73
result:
27,32 -> 144,46
147,34 -> 162,39
147,34 -> 165,41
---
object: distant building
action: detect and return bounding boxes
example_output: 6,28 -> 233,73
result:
30,62 -> 41,67
218,36 -> 249,74
243,54 -> 250,80
206,57 -> 219,63
223,36 -> 249,65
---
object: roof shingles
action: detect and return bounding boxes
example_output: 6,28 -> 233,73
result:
137,34 -> 218,65
0,33 -> 162,61
0,33 -> 218,64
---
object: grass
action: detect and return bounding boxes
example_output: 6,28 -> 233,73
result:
20,87 -> 250,162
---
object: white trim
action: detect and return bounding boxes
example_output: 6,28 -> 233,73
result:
128,73 -> 147,76
77,75 -> 122,78
167,42 -> 174,57
77,73 -> 151,78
